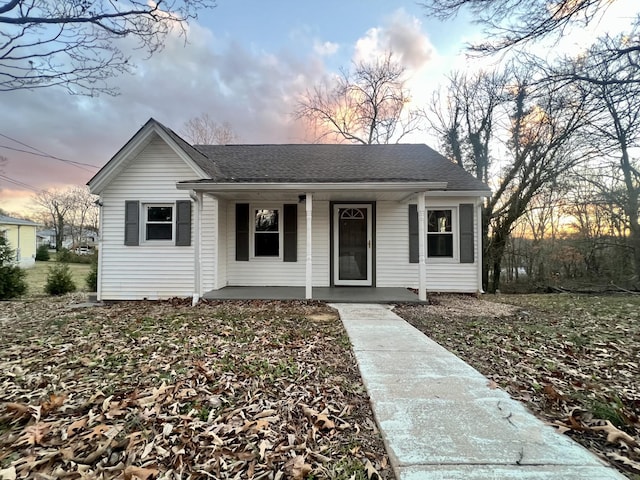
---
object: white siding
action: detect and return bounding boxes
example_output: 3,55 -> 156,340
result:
215,198 -> 228,289
376,199 -> 480,292
99,136 -> 202,300
225,200 -> 330,287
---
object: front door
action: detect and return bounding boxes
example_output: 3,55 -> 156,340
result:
333,204 -> 372,286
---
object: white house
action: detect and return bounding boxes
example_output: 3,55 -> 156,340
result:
87,118 -> 490,303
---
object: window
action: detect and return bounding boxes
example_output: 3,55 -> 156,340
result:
427,209 -> 453,257
145,205 -> 173,241
254,208 -> 279,256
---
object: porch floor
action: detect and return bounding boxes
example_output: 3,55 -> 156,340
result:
202,286 -> 423,304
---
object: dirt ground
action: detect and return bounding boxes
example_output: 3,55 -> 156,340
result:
396,293 -> 640,479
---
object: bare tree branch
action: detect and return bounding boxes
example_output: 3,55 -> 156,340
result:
295,53 -> 422,144
0,0 -> 216,95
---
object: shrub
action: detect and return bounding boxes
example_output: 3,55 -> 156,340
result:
35,244 -> 50,261
57,248 -> 72,263
56,248 -> 94,264
0,237 -> 27,299
86,256 -> 98,292
45,263 -> 76,295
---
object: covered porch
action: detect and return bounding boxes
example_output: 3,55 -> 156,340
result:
203,286 -> 425,304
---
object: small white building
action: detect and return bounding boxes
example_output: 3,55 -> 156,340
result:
88,118 -> 490,302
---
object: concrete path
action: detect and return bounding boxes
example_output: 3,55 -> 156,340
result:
331,303 -> 626,480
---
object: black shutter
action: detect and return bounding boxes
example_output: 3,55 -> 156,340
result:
459,203 -> 474,263
124,201 -> 139,246
175,200 -> 192,246
236,203 -> 249,261
283,204 -> 297,262
408,204 -> 418,263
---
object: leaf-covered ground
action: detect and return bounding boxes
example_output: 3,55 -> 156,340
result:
0,297 -> 393,479
396,293 -> 640,479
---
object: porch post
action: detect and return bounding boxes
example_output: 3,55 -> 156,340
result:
305,192 -> 313,299
418,192 -> 427,301
192,191 -> 203,306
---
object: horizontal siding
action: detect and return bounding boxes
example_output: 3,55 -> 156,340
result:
99,136 -> 199,300
226,200 -> 330,287
215,198 -> 228,289
376,199 -> 480,292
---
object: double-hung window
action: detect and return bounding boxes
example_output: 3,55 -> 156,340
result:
145,205 -> 173,241
254,208 -> 280,257
427,209 -> 454,258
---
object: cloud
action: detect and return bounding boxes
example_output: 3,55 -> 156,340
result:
353,10 -> 434,71
314,40 -> 340,57
0,19 -> 326,213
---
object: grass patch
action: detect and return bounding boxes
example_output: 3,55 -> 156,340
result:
25,259 -> 90,296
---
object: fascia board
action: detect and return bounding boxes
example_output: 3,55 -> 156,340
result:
176,181 -> 449,191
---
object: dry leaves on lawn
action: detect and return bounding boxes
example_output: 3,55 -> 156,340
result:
0,297 -> 393,479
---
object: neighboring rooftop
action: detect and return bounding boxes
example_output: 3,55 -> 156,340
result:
0,214 -> 39,226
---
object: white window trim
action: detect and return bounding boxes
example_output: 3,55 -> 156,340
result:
142,203 -> 174,244
426,206 -> 458,263
250,204 -> 283,260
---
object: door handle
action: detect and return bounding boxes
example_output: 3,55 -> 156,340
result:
368,240 -> 371,248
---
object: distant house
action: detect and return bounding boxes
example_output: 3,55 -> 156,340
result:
88,118 -> 490,302
36,229 -> 57,248
0,214 -> 39,268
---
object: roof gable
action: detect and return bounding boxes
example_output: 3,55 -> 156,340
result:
87,118 -> 213,195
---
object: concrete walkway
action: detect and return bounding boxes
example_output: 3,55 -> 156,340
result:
332,303 -> 626,480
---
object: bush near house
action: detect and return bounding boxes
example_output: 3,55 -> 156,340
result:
35,244 -> 50,262
86,256 -> 97,292
0,237 -> 27,300
45,263 -> 77,295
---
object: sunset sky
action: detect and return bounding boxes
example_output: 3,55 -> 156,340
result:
1,0 -> 637,216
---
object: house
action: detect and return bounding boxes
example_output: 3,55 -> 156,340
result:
88,118 -> 490,302
0,214 -> 39,268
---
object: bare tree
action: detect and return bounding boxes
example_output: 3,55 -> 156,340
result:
0,0 -> 216,95
32,188 -> 75,251
182,114 -> 238,145
420,0 -> 639,56
431,65 -> 590,292
571,38 -> 640,283
296,53 -> 421,144
66,186 -> 99,248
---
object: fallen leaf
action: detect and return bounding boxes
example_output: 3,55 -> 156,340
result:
66,417 -> 87,437
590,421 -> 639,447
0,466 -> 16,480
123,466 -> 159,480
41,393 -> 66,415
365,459 -> 380,479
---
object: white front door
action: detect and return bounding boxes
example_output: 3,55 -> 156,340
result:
333,204 -> 372,286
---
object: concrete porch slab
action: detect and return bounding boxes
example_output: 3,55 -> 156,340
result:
203,286 -> 423,303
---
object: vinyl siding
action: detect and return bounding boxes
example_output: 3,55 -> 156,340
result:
215,198 -> 228,289
225,200 -> 330,287
1,224 -> 37,268
376,199 -> 480,292
99,136 -> 200,300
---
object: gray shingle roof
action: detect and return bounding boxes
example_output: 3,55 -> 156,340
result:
0,214 -> 39,226
191,144 -> 489,191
